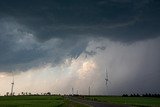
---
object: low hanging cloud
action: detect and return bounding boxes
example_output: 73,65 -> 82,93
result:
89,37 -> 160,95
0,0 -> 160,72
0,18 -> 89,72
1,37 -> 160,95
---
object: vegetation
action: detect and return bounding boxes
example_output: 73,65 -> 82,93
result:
0,95 -> 88,107
86,96 -> 160,107
1,94 -> 160,107
122,93 -> 160,97
63,99 -> 89,107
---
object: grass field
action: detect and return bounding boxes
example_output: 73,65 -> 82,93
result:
1,95 -> 160,107
86,96 -> 160,107
0,95 -> 88,107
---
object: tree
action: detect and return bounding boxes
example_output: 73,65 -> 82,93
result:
47,92 -> 51,95
6,92 -> 9,96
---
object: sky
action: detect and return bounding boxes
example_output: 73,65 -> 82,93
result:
0,0 -> 160,95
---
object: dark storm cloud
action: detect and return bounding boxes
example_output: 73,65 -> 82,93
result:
0,18 -> 89,72
0,0 -> 160,72
0,21 -> 88,72
0,0 -> 160,41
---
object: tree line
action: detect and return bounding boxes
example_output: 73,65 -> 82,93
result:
5,92 -> 53,96
122,93 -> 160,97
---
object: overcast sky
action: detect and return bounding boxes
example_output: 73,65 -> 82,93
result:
0,0 -> 160,95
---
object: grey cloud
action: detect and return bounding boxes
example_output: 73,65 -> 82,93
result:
0,18 -> 89,72
96,46 -> 106,50
0,0 -> 160,73
84,37 -> 160,95
84,46 -> 106,56
85,50 -> 97,56
52,37 -> 160,95
0,0 -> 159,42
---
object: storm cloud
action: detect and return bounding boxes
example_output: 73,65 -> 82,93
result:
0,0 -> 160,72
0,0 -> 160,95
0,0 -> 160,41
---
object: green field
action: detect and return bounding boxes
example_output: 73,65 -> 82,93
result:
1,95 -> 160,107
0,96 -> 88,107
86,96 -> 160,107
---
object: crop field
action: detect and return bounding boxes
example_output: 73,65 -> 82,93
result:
1,95 -> 160,107
0,95 -> 88,107
86,96 -> 160,107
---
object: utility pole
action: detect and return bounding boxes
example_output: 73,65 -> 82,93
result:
89,86 -> 90,96
77,90 -> 78,95
72,88 -> 74,95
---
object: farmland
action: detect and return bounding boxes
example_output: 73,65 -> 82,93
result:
0,95 -> 88,107
0,95 -> 160,107
86,96 -> 160,107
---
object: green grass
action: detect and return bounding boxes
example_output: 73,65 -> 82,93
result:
0,96 -> 88,107
86,96 -> 160,107
62,99 -> 89,107
2,95 -> 159,107
0,96 -> 63,107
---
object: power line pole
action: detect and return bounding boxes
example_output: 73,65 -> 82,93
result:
77,90 -> 78,95
72,87 -> 74,95
88,86 -> 90,96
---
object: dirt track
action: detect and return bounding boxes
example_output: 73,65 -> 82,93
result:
68,96 -> 129,107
